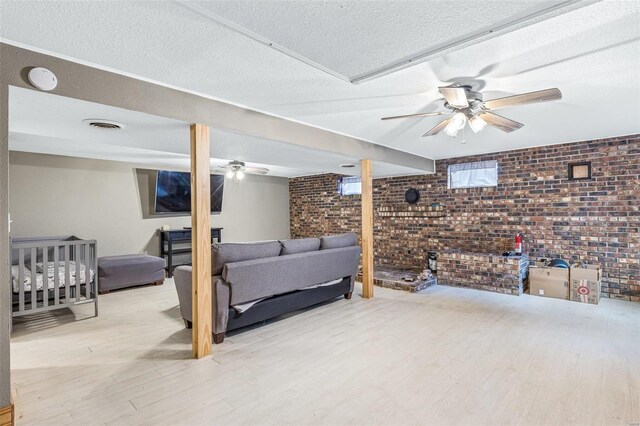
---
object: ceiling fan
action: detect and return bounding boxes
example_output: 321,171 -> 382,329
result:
216,160 -> 269,180
381,85 -> 562,137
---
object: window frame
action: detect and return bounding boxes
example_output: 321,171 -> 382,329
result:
337,176 -> 362,196
447,160 -> 498,189
568,161 -> 592,181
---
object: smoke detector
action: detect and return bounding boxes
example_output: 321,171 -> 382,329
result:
82,119 -> 126,130
27,67 -> 58,91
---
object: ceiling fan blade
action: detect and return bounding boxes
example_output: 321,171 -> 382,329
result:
422,118 -> 451,137
381,111 -> 447,121
479,112 -> 524,133
483,88 -> 562,111
244,167 -> 270,175
439,86 -> 469,108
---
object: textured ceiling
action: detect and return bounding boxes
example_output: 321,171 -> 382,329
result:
1,0 -> 639,169
186,0 -> 578,81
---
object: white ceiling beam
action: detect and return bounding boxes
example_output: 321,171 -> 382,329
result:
348,0 -> 596,84
0,43 -> 435,173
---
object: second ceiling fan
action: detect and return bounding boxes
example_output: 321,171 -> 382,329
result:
381,85 -> 562,137
216,160 -> 269,180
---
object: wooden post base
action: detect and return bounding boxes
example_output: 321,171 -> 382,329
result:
344,292 -> 353,300
0,403 -> 14,426
184,321 -> 224,344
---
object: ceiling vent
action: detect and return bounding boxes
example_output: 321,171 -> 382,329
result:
341,163 -> 357,168
83,119 -> 126,130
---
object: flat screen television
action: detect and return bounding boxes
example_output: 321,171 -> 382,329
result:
154,170 -> 224,214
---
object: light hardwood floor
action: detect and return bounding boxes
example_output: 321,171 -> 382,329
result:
10,280 -> 640,425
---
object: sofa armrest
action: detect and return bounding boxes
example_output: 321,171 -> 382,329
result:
173,266 -> 193,322
173,266 -> 231,334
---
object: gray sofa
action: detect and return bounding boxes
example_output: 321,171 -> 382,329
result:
173,233 -> 361,343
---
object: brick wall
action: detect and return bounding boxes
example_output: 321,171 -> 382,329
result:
438,252 -> 529,295
289,134 -> 640,301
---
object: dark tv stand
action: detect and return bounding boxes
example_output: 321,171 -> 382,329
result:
160,228 -> 223,277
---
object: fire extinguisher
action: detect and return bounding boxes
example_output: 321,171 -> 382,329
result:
514,233 -> 523,254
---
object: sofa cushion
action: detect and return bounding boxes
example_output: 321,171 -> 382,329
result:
212,241 -> 281,275
279,238 -> 321,256
223,245 -> 361,304
320,233 -> 358,250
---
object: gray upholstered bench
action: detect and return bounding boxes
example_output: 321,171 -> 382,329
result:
98,254 -> 165,294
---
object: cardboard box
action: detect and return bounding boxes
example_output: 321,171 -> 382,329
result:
529,266 -> 569,300
570,263 -> 601,305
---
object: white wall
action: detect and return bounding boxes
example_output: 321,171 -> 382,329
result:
8,152 -> 290,257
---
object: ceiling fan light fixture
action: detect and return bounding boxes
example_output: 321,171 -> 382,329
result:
220,160 -> 269,180
444,121 -> 460,137
469,115 -> 487,133
451,112 -> 467,130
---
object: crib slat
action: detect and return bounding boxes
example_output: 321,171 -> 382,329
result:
42,248 -> 48,308
54,245 -> 60,306
18,248 -> 25,312
85,243 -> 91,300
30,247 -> 37,309
82,243 -> 87,300
94,244 -> 99,300
65,245 -> 70,305
76,243 -> 82,302
94,244 -> 99,310
93,245 -> 97,298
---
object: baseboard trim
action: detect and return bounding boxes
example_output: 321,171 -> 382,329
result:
0,403 -> 14,426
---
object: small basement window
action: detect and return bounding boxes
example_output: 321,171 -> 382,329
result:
338,176 -> 361,195
448,160 -> 498,189
568,162 -> 591,180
